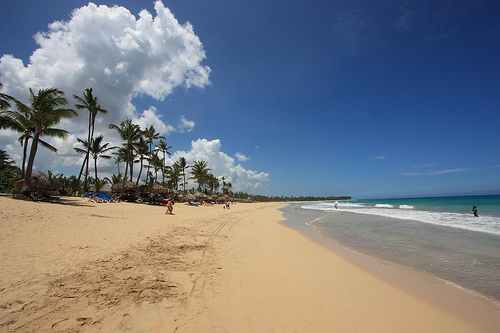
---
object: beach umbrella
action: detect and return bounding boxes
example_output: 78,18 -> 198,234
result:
185,193 -> 196,201
100,184 -> 112,193
194,192 -> 209,201
111,181 -> 139,192
218,194 -> 230,201
143,183 -> 168,194
14,174 -> 60,191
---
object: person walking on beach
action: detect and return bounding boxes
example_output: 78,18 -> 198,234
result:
472,206 -> 479,217
166,199 -> 174,215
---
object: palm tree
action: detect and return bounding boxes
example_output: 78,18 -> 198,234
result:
1,105 -> 60,178
0,149 -> 15,170
155,139 -> 172,184
13,88 -> 77,196
190,160 -> 211,192
73,88 -> 107,193
0,83 -> 13,111
173,157 -> 189,193
165,164 -> 182,190
113,156 -> 122,176
143,125 -> 165,154
148,152 -> 164,183
51,172 -> 72,195
89,135 -> 117,191
133,136 -> 149,185
104,173 -> 123,187
206,173 -> 220,195
66,175 -> 81,195
109,118 -> 142,198
222,176 -> 232,196
74,137 -> 90,175
113,147 -> 128,177
142,125 -> 164,183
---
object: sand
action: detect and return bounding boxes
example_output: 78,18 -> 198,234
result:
0,195 -> 499,332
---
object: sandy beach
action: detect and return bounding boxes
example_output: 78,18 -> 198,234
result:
1,195 -> 499,332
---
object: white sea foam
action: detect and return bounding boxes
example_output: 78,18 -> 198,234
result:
301,201 -> 500,236
375,204 -> 394,208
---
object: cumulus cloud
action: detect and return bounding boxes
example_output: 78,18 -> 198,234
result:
1,1 -> 210,102
0,1 -> 211,174
177,115 -> 195,133
235,152 -> 249,161
132,106 -> 176,135
166,139 -> 269,192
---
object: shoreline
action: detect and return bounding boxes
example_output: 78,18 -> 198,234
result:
280,204 -> 500,331
1,196 -> 499,332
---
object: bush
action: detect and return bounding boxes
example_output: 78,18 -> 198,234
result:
0,168 -> 21,193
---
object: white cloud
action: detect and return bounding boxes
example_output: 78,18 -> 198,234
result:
235,152 -> 249,161
412,163 -> 436,168
429,168 -> 469,175
374,155 -> 385,160
177,115 -> 195,133
167,139 -> 269,193
132,106 -> 176,135
401,168 -> 469,176
0,1 -> 210,175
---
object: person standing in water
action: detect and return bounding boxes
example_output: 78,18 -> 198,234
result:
472,206 -> 479,217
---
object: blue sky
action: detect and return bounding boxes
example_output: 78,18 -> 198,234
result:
1,0 -> 499,199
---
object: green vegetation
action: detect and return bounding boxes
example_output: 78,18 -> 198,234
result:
232,192 -> 351,202
0,150 -> 21,193
1,85 -> 350,201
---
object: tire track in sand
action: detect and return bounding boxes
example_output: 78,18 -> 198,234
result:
173,215 -> 239,332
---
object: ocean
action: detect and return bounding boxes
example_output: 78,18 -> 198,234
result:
286,195 -> 500,302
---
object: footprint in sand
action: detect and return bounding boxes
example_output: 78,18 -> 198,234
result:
118,313 -> 131,329
51,317 -> 92,331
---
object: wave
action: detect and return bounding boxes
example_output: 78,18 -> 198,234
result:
375,204 -> 394,208
300,201 -> 500,236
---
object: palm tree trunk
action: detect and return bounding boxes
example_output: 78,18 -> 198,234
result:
136,158 -> 143,185
183,168 -> 186,192
70,154 -> 88,196
162,151 -> 166,184
21,129 -> 40,198
129,158 -> 134,182
120,150 -> 130,200
83,113 -> 92,193
22,137 -> 29,178
94,156 -> 99,192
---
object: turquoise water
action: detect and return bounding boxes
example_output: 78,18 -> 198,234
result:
293,195 -> 500,302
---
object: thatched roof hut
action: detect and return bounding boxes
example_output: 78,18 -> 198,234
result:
111,181 -> 139,193
194,192 -> 210,201
218,194 -> 231,201
142,183 -> 169,194
174,192 -> 185,201
99,184 -> 112,193
14,174 -> 60,191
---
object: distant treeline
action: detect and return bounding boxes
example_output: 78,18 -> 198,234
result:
232,192 -> 351,202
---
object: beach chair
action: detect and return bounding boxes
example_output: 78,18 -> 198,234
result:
97,193 -> 110,202
86,193 -> 99,203
103,193 -> 116,202
90,193 -> 103,203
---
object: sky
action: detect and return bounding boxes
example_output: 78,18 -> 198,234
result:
0,0 -> 499,199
